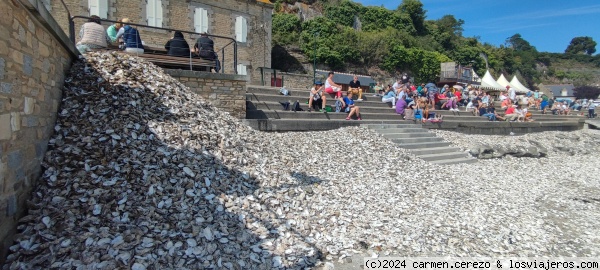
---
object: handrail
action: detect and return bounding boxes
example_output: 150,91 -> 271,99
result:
59,0 -> 75,44
69,15 -> 238,74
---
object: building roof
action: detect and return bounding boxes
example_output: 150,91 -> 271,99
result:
545,84 -> 575,97
315,70 -> 376,86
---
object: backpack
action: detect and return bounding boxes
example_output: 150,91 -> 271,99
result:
279,101 -> 290,111
280,87 -> 290,96
335,100 -> 343,113
292,100 -> 303,112
313,92 -> 321,101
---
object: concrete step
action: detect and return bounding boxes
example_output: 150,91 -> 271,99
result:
246,110 -> 404,120
430,157 -> 478,165
246,93 -> 393,108
390,137 -> 445,144
248,100 -> 395,113
409,146 -> 463,156
418,151 -> 470,161
383,132 -> 436,139
373,128 -> 428,134
395,141 -> 452,149
247,85 -> 380,101
243,119 -> 417,131
362,124 -> 421,129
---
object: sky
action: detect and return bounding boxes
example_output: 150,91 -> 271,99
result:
353,0 -> 600,54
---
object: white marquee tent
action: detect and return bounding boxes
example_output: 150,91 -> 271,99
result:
496,74 -> 528,93
510,76 -> 531,93
480,70 -> 504,91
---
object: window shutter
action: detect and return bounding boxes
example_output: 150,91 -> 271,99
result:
88,0 -> 99,17
155,0 -> 163,27
146,0 -> 155,26
237,64 -> 247,75
241,17 -> 248,43
194,8 -> 208,33
235,16 -> 242,42
98,0 -> 108,19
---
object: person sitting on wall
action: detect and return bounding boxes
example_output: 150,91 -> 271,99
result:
308,80 -> 327,112
324,71 -> 343,99
76,15 -> 110,54
106,19 -> 122,43
348,75 -> 363,101
165,31 -> 191,57
193,32 -> 221,73
339,92 -> 362,120
115,18 -> 144,54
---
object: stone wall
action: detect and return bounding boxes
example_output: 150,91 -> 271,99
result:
165,69 -> 246,119
0,0 -> 77,264
50,0 -> 273,82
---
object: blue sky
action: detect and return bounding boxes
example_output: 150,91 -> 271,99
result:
353,0 -> 600,53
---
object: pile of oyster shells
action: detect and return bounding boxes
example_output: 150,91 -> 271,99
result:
4,52 -> 600,270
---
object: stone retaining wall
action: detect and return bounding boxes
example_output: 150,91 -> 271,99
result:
0,0 -> 77,263
165,69 -> 246,119
422,120 -> 584,135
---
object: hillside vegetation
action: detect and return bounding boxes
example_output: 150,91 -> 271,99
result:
271,0 -> 600,87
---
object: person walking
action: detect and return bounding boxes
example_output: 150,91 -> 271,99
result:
588,100 -> 597,118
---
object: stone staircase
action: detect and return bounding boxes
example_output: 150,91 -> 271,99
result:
362,123 -> 477,164
244,85 -> 586,134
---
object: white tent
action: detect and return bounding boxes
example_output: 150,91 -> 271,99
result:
510,76 -> 531,93
480,70 -> 504,91
496,74 -> 527,93
472,70 -> 482,84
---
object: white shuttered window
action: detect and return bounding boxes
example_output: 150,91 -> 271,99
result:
89,0 -> 108,19
235,16 -> 247,43
146,0 -> 163,27
194,8 -> 208,33
237,64 -> 247,75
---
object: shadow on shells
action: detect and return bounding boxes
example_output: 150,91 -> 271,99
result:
4,52 -> 324,270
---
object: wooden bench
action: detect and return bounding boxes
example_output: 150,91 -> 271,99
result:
135,53 -> 216,71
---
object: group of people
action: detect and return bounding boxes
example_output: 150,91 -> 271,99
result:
308,72 -> 362,120
75,16 -> 218,70
304,71 -> 598,122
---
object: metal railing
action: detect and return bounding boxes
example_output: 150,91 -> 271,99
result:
67,15 -> 237,74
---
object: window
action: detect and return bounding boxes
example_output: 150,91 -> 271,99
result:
88,0 -> 108,19
194,8 -> 208,34
237,64 -> 247,76
235,16 -> 247,43
146,0 -> 163,27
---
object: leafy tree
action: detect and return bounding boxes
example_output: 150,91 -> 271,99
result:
324,0 -> 360,27
565,36 -> 597,55
505,34 -> 536,52
397,0 -> 427,35
573,86 -> 600,99
383,46 -> 451,82
272,13 -> 301,46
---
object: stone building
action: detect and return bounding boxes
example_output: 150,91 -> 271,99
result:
0,0 -> 76,262
46,0 -> 273,82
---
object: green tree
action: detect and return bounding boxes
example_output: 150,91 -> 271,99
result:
505,34 -> 536,52
397,0 -> 427,35
324,0 -> 360,27
383,46 -> 451,82
272,13 -> 301,46
565,36 -> 597,55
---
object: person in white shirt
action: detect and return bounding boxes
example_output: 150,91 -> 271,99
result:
588,100 -> 597,118
308,80 -> 326,112
507,85 -> 516,102
324,71 -> 343,99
